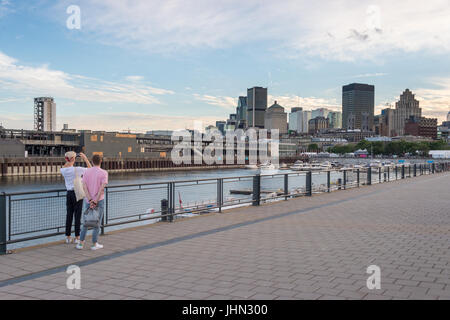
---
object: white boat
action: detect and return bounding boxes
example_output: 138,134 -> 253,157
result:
245,164 -> 259,169
309,161 -> 332,171
259,163 -> 279,175
290,160 -> 307,171
369,161 -> 382,168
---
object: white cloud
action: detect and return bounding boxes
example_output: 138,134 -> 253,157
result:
416,78 -> 450,121
0,111 -> 219,132
0,0 -> 12,17
373,81 -> 450,122
192,92 -> 340,113
54,0 -> 450,61
268,95 -> 340,112
193,94 -> 236,110
125,75 -> 144,82
0,51 -> 174,104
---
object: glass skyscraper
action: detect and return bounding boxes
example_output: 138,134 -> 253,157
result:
342,83 -> 375,131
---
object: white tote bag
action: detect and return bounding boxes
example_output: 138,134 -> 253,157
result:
73,167 -> 86,202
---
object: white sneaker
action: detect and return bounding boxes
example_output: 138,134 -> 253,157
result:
91,243 -> 103,251
65,237 -> 72,244
74,239 -> 80,244
75,243 -> 84,250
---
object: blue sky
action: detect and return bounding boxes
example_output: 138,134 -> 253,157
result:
1,0 -> 449,131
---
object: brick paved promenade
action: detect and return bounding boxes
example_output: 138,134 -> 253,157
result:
0,172 -> 449,300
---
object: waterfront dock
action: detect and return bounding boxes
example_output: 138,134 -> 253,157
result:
0,170 -> 449,300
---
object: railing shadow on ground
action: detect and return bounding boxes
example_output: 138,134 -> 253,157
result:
1,161 -> 449,253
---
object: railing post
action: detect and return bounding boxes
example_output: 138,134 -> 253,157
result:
217,178 -> 223,212
414,164 -> 417,177
343,170 -> 347,190
327,170 -> 331,192
378,167 -> 381,183
387,167 -> 390,181
252,174 -> 261,206
367,168 -> 372,185
395,165 -> 398,180
161,199 -> 168,222
402,165 -> 405,179
101,188 -> 107,236
0,193 -> 6,255
357,169 -> 360,187
432,163 -> 435,174
284,174 -> 289,200
169,183 -> 175,222
408,165 -> 411,178
306,171 -> 312,196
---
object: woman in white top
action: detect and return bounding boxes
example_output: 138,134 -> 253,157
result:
60,151 -> 92,244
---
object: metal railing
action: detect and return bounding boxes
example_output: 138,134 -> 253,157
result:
1,161 -> 449,253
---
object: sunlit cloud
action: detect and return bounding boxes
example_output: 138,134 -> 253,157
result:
0,51 -> 174,105
193,94 -> 236,110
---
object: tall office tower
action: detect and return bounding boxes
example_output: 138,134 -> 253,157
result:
264,101 -> 287,134
247,87 -> 267,128
393,89 -> 421,136
381,108 -> 395,137
289,107 -> 303,133
447,111 -> 450,122
302,110 -> 312,133
235,96 -> 247,129
34,97 -> 56,132
327,111 -> 342,128
342,83 -> 375,131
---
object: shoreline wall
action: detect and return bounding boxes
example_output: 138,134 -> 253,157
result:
0,156 -> 305,177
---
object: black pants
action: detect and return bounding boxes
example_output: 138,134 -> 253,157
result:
66,191 -> 83,237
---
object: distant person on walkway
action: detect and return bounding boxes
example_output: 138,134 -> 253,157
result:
76,154 -> 108,251
60,151 -> 92,244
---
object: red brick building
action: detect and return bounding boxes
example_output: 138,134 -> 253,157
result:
404,116 -> 437,139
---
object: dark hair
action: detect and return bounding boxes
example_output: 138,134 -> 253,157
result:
92,154 -> 102,166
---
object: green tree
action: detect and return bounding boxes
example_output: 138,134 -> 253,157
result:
307,143 -> 319,152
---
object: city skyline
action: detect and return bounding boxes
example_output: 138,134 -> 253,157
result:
1,0 -> 450,132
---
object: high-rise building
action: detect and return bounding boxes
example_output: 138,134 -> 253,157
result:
288,107 -> 303,133
247,87 -> 267,128
392,89 -> 421,136
342,83 -> 375,131
447,111 -> 450,122
34,97 -> 56,132
264,101 -> 287,134
327,111 -> 342,129
236,96 -> 247,129
288,108 -> 312,134
215,121 -> 226,135
302,110 -> 312,134
381,108 -> 395,137
226,114 -> 237,131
